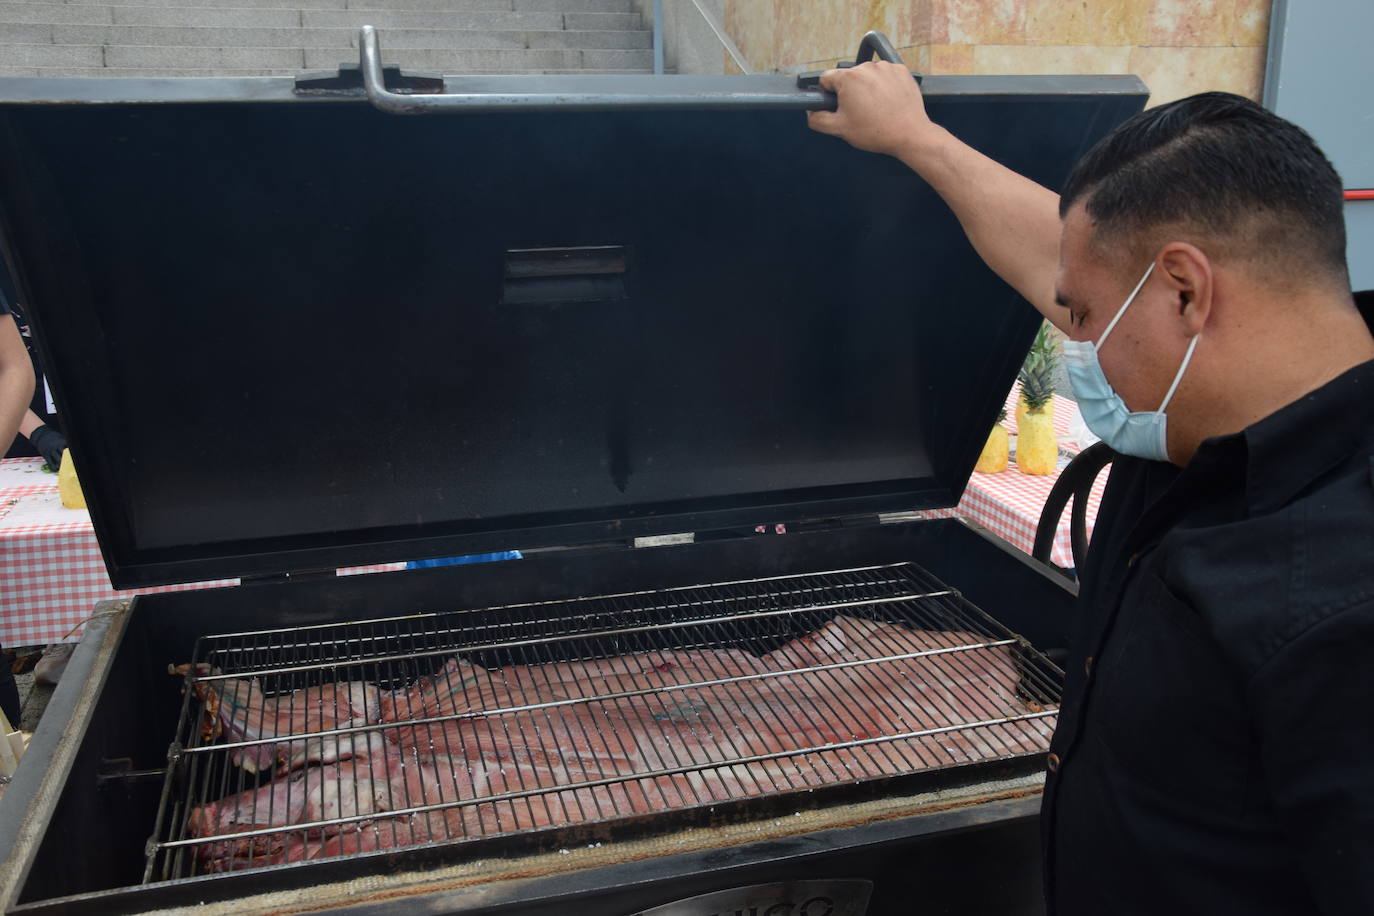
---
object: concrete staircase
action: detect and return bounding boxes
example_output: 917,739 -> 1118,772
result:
0,0 -> 654,77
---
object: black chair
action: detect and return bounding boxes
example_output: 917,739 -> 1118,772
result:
1032,442 -> 1115,579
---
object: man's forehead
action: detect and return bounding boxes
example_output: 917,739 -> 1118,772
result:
1059,201 -> 1096,253
1056,205 -> 1089,292
1059,202 -> 1120,279
1056,203 -> 1129,312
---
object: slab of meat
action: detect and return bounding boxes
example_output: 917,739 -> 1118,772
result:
182,616 -> 1055,871
174,663 -> 380,773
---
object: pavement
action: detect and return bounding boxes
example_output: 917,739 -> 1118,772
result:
16,669 -> 53,732
10,648 -> 57,732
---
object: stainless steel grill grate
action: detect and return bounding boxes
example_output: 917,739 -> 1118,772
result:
146,562 -> 1062,881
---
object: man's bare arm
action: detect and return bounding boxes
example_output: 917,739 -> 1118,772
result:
0,316 -> 34,449
807,62 -> 1068,332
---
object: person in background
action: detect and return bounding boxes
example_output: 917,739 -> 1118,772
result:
0,274 -> 36,725
2,293 -> 64,469
2,271 -> 74,691
0,277 -> 30,447
810,68 -> 1374,913
15,409 -> 64,470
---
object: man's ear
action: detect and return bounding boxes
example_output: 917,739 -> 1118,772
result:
1156,242 -> 1212,336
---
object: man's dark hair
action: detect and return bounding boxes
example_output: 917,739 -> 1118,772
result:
1060,92 -> 1348,281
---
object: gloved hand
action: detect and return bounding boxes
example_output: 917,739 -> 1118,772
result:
28,424 -> 66,471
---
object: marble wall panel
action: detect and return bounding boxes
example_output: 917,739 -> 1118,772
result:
942,0 -> 1028,46
1022,0 -> 1139,47
725,0 -> 778,72
1137,0 -> 1236,47
972,43 -> 1132,75
1128,45 -> 1266,106
1232,0 -> 1271,47
724,0 -> 1272,105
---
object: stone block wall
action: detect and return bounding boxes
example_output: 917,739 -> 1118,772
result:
723,0 -> 1270,105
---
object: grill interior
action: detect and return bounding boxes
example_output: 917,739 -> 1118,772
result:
147,561 -> 1062,881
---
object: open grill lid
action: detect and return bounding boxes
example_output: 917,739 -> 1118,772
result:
0,34 -> 1146,588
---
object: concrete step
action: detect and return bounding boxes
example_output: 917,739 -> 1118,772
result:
0,66 -> 657,77
0,42 -> 104,66
513,0 -> 634,9
0,3 -> 642,29
0,23 -> 52,42
54,0 -> 353,8
102,43 -> 307,68
53,0 -> 634,9
0,2 -> 120,24
0,42 -> 655,71
301,45 -> 651,70
0,4 -> 291,27
30,25 -> 651,51
526,27 -> 648,49
301,9 -> 641,30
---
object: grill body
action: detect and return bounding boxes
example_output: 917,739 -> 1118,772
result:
0,519 -> 1074,915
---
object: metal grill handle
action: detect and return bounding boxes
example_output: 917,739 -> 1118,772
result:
855,31 -> 904,66
794,32 -> 921,100
358,25 -> 837,115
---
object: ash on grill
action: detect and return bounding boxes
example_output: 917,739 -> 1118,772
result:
147,562 -> 1060,880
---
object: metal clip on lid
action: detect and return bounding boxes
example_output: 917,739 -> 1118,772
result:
294,61 -> 442,95
795,31 -> 923,101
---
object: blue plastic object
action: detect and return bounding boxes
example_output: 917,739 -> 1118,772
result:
405,551 -> 521,570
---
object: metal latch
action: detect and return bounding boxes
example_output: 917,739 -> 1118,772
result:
295,61 -> 443,96
241,569 -> 336,585
796,30 -> 922,93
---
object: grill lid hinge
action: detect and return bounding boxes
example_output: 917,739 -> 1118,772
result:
294,62 -> 443,96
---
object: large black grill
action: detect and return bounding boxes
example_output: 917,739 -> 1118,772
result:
0,44 -> 1144,915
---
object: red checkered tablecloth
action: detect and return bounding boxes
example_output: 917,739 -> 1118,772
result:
924,388 -> 1107,569
0,457 -> 62,502
0,458 -> 404,647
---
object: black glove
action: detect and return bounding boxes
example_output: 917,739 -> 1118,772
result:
28,424 -> 66,470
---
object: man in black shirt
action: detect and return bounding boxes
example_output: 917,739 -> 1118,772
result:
809,69 -> 1374,912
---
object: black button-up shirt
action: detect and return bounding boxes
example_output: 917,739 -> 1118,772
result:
1043,357 -> 1374,914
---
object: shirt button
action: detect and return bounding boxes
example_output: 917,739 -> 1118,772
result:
1046,753 -> 1062,774
1083,656 -> 1094,676
1127,552 -> 1141,568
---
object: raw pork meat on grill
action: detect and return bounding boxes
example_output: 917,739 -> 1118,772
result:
181,616 -> 1055,870
175,663 -> 380,773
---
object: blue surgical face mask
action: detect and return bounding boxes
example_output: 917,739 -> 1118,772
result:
1061,263 -> 1200,462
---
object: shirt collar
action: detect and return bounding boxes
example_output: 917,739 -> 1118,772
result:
1229,358 -> 1374,516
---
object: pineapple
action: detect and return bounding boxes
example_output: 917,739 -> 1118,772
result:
58,448 -> 86,509
1014,396 -> 1032,430
1016,361 -> 1059,475
975,409 -> 1009,473
1015,323 -> 1058,429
